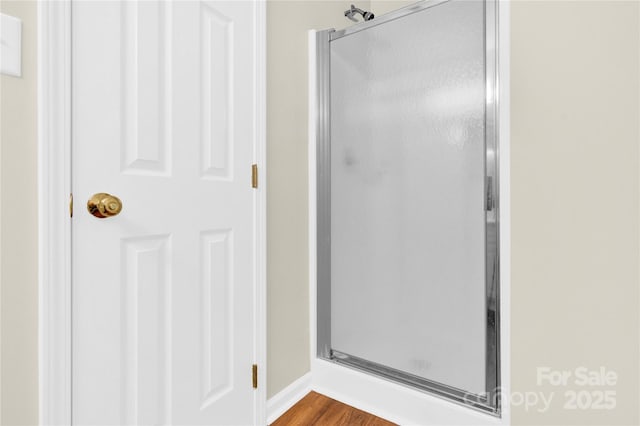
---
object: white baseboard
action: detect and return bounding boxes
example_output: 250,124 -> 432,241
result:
266,372 -> 312,424
312,359 -> 506,426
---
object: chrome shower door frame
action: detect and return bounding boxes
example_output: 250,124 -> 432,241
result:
316,0 -> 501,416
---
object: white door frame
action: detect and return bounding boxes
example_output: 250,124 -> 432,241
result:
37,1 -> 267,424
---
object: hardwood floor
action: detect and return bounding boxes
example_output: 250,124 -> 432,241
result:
270,391 -> 396,426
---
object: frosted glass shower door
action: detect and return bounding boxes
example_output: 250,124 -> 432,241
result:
328,0 -> 490,397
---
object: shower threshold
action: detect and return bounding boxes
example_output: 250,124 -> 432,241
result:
329,350 -> 500,416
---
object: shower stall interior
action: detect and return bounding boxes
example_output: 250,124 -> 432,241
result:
316,0 -> 500,415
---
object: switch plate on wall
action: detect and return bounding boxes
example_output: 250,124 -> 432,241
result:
1,13 -> 22,77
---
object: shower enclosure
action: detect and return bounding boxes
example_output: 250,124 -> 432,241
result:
316,0 -> 500,414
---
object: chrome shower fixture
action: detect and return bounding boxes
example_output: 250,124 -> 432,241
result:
344,4 -> 375,22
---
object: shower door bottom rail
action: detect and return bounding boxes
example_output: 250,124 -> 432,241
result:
329,350 -> 500,416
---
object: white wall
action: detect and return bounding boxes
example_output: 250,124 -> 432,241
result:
370,0 -> 414,16
266,0 -> 356,398
0,1 -> 39,424
511,1 -> 639,424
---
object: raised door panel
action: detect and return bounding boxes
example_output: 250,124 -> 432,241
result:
201,3 -> 233,180
121,1 -> 172,176
200,229 -> 234,408
121,235 -> 172,425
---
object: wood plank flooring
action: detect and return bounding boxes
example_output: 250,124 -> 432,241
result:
271,391 -> 396,426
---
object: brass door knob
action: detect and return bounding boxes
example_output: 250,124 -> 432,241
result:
87,193 -> 123,218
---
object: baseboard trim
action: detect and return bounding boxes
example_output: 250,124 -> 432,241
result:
266,372 -> 312,424
312,359 -> 506,426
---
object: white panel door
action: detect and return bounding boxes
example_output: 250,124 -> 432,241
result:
71,1 -> 259,425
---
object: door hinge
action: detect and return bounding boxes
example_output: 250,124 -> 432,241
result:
486,176 -> 494,211
69,193 -> 74,218
252,364 -> 258,388
251,164 -> 258,189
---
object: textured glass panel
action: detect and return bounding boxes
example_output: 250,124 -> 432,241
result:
330,0 -> 486,394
